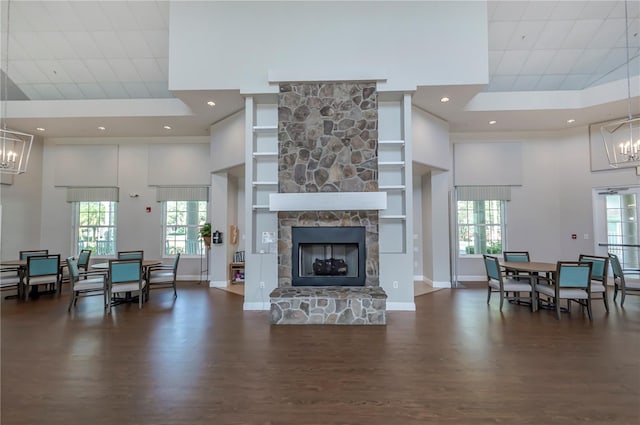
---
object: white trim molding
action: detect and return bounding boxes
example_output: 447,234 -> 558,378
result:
244,302 -> 270,311
269,192 -> 387,212
386,302 -> 416,311
209,280 -> 227,288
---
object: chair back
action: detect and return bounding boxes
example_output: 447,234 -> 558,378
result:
117,250 -> 144,260
172,253 -> 181,271
20,250 -> 49,260
578,254 -> 609,283
609,253 -> 624,279
109,259 -> 142,284
27,254 -> 60,277
483,255 -> 502,281
66,257 -> 80,282
556,261 -> 592,289
77,249 -> 92,270
503,251 -> 530,262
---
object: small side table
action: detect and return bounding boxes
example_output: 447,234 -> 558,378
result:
229,262 -> 245,285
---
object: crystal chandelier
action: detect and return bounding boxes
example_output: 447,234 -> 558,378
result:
1,0 -> 33,175
600,0 -> 640,169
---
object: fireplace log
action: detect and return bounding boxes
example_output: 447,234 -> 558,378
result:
312,258 -> 348,276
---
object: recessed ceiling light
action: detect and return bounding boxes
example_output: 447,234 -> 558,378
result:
440,97 -> 450,103
98,126 -> 106,131
567,119 -> 575,124
36,127 -> 45,131
163,125 -> 172,130
489,120 -> 497,125
207,101 -> 216,106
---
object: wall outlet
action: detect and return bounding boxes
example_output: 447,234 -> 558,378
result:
393,281 -> 399,289
259,281 -> 265,288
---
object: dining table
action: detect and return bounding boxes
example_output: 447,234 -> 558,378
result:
500,260 -> 557,312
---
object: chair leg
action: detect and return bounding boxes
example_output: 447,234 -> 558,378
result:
586,298 -> 593,320
621,288 -> 626,307
487,286 -> 492,304
555,298 -> 561,320
173,281 -> 177,298
499,290 -> 504,311
67,291 -> 76,312
613,284 -> 618,302
602,291 -> 609,312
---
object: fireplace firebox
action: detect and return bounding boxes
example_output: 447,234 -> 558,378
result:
292,226 -> 366,287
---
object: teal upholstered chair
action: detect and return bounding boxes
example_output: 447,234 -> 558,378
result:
578,254 -> 609,312
146,253 -> 180,299
536,261 -> 593,320
483,254 -> 533,311
77,249 -> 92,272
19,250 -> 48,260
66,257 -> 108,312
117,250 -> 144,260
609,253 -> 640,306
24,254 -> 60,301
108,258 -> 146,313
1,267 -> 22,299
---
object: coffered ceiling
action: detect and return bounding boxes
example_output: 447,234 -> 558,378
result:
1,0 -> 639,137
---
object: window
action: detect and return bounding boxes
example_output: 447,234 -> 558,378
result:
606,193 -> 639,271
163,201 -> 208,256
457,200 -> 505,256
73,201 -> 117,256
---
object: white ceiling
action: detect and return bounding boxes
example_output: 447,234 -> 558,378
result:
1,0 -> 640,137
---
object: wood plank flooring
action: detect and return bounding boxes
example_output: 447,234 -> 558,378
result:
1,283 -> 638,425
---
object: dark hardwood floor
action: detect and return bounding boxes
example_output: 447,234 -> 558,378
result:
1,283 -> 638,425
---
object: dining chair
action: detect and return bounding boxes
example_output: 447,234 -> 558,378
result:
19,249 -> 49,260
483,254 -> 534,312
24,254 -> 61,301
146,253 -> 180,299
77,249 -> 92,272
1,267 -> 22,299
117,250 -> 144,260
502,251 -> 531,281
107,258 -> 146,313
535,261 -> 593,320
609,253 -> 640,307
66,257 -> 108,312
578,254 -> 609,312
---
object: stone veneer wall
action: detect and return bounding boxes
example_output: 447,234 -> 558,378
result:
277,82 -> 379,288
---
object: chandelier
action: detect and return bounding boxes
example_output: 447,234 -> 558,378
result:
1,0 -> 33,175
600,0 -> 640,169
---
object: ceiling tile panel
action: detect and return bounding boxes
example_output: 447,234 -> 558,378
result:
92,32 -> 128,58
118,31 -> 153,58
6,4 -> 33,31
491,2 -> 528,21
536,74 -> 567,90
594,48 -> 629,75
521,1 -> 558,20
132,59 -> 165,81
122,82 -> 151,98
579,2 -> 617,19
35,60 -> 72,83
488,21 -> 518,50
588,19 -> 626,48
494,50 -> 530,75
488,51 -> 504,74
44,1 -> 83,30
77,83 -> 107,99
17,84 -> 41,100
485,75 -> 517,91
559,73 -> 591,90
101,3 -> 139,30
9,60 -> 50,83
39,32 -> 79,59
129,2 -> 168,30
511,75 -> 541,91
157,0 -> 171,25
487,1 -> 500,20
520,49 -> 556,74
141,30 -> 170,58
31,83 -> 64,100
13,2 -> 60,31
71,2 -> 111,31
56,83 -> 85,100
109,59 -> 142,81
12,32 -> 54,60
64,32 -> 102,59
551,1 -> 588,20
534,20 -> 574,49
99,82 -> 131,99
616,18 -> 640,48
546,49 -> 584,73
7,35 -> 31,60
59,60 -> 96,84
84,59 -> 119,83
506,21 -> 546,50
145,82 -> 173,98
561,20 -> 603,49
155,57 -> 169,80
570,48 -> 611,73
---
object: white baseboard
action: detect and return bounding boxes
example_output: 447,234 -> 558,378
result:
209,280 -> 227,288
386,302 -> 416,311
456,275 -> 486,282
413,275 -> 424,282
244,302 -> 270,311
431,281 -> 451,288
179,274 -> 206,281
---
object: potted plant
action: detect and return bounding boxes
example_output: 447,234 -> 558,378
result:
200,222 -> 212,247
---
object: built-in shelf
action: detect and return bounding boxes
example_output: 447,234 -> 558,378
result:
380,215 -> 406,219
378,140 -> 405,145
379,185 -> 405,190
252,152 -> 278,158
252,181 -> 279,186
378,161 -> 405,167
253,125 -> 277,133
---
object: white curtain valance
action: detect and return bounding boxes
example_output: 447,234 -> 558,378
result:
66,187 -> 119,202
155,186 -> 209,202
456,186 -> 512,201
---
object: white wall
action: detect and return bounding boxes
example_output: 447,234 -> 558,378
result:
169,1 -> 488,93
210,111 -> 245,172
452,128 -> 640,279
412,107 -> 451,171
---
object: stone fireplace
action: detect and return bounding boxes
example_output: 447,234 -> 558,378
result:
270,81 -> 387,325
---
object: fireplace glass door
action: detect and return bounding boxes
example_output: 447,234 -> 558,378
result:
298,243 -> 359,278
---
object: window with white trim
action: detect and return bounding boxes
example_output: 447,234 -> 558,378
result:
73,201 -> 118,256
457,200 -> 505,256
163,200 -> 208,256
